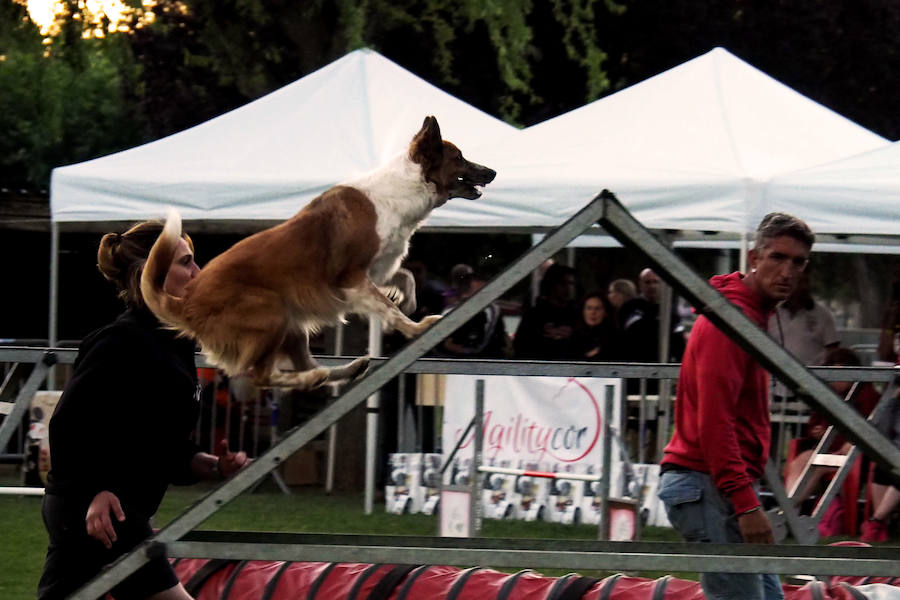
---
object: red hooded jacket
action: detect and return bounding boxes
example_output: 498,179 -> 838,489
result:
661,272 -> 773,514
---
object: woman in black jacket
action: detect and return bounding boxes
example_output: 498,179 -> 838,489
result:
572,291 -> 619,361
38,220 -> 248,600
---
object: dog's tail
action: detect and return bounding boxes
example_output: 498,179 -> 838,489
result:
140,208 -> 188,329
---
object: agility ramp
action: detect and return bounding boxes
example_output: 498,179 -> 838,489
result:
29,191 -> 897,598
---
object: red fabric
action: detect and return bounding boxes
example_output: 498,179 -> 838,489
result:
268,560 -> 332,596
661,272 -> 774,514
316,563 -> 396,598
171,558 -> 900,599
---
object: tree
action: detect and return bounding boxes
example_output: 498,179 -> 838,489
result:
0,1 -> 146,187
3,0 -> 626,187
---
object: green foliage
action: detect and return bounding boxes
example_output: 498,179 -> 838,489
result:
356,0 -> 621,122
0,1 -> 145,186
2,0 -> 626,186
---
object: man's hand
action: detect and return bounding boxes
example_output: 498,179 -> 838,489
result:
217,439 -> 249,479
738,509 -> 775,544
85,490 -> 125,549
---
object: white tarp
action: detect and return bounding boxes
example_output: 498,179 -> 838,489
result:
475,47 -> 889,235
765,141 -> 900,235
50,49 -> 516,224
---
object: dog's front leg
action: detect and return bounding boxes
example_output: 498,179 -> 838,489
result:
386,268 -> 417,315
347,280 -> 440,338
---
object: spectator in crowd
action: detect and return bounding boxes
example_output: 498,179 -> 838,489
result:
607,278 -> 638,329
572,291 -> 619,361
607,275 -> 660,363
513,263 -> 579,360
404,258 -> 447,322
438,263 -> 509,358
639,267 -> 687,361
767,263 -> 839,373
38,220 -> 249,600
658,212 -> 815,600
877,263 -> 900,364
783,347 -> 881,515
767,264 -> 839,459
610,274 -> 654,359
638,267 -> 662,304
608,276 -> 660,457
861,330 -> 900,542
860,262 -> 900,542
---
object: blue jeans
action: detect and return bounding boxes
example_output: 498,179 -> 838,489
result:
657,469 -> 784,600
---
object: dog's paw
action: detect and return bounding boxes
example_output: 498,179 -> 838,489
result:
415,314 -> 442,334
308,368 -> 331,390
380,285 -> 406,307
326,355 -> 370,384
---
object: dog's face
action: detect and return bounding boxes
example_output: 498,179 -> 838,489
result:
409,116 -> 497,207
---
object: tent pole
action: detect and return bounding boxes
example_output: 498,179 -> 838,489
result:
48,222 -> 59,390
325,324 -> 344,494
739,232 -> 749,274
364,318 -> 382,514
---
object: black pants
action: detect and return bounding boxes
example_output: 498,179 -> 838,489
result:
37,493 -> 178,600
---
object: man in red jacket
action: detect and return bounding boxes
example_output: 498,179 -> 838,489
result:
657,212 -> 814,600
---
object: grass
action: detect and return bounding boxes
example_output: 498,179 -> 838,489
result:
1,478 -> 686,599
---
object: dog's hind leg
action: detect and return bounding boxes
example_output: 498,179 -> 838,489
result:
346,280 -> 441,339
256,369 -> 331,390
325,355 -> 370,384
248,334 -> 330,390
281,330 -> 369,386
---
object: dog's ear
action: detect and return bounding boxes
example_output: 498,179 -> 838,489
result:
409,116 -> 443,168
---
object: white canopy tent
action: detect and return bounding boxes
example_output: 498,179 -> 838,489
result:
766,141 -> 900,236
50,48 -> 517,226
475,47 -> 889,236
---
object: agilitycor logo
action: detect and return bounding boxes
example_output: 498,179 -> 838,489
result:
455,378 -> 602,464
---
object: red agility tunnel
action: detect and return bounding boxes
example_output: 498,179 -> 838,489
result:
170,558 -> 900,599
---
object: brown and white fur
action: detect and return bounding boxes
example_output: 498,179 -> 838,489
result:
140,116 -> 496,390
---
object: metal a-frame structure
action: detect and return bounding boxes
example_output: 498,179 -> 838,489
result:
63,191 -> 900,598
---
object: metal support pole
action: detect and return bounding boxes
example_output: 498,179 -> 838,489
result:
637,378 -> 647,465
165,531 -> 900,576
0,353 -> 54,453
48,222 -> 59,389
598,384 -> 614,540
364,318 -> 382,514
326,324 -> 345,494
470,380 -> 484,537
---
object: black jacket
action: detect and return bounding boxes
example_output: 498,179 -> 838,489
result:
513,298 -> 580,360
46,308 -> 201,519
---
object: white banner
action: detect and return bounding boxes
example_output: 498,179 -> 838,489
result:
442,376 -> 622,470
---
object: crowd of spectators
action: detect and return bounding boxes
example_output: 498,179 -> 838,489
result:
425,258 -> 686,365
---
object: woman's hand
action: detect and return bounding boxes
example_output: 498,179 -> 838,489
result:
216,439 -> 249,479
85,490 -> 125,549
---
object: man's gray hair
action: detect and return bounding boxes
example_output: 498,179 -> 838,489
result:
609,278 -> 637,300
753,212 -> 815,250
